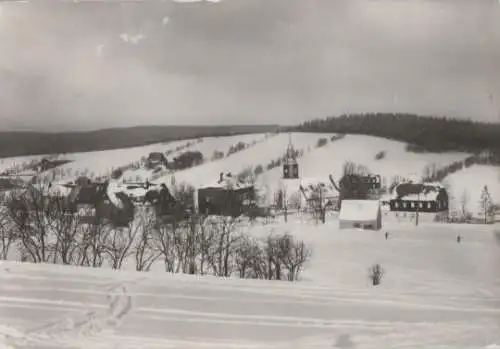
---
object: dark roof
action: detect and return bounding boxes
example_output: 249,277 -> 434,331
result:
148,152 -> 165,160
393,183 -> 445,200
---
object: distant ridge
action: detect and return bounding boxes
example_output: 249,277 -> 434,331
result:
288,113 -> 500,154
0,124 -> 280,158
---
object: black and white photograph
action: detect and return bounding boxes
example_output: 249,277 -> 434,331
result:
0,0 -> 499,347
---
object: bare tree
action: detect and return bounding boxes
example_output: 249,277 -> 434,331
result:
279,235 -> 312,281
422,163 -> 438,181
103,222 -> 139,270
0,205 -> 16,260
264,233 -> 312,281
343,161 -> 370,177
235,235 -> 264,279
134,210 -> 161,272
235,232 -> 312,281
77,222 -> 107,268
6,183 -> 55,263
153,222 -> 176,272
479,186 -> 495,224
206,216 -> 241,277
460,190 -> 471,221
196,215 -> 217,275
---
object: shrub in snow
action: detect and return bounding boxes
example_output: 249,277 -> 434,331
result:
227,142 -> 247,156
254,164 -> 264,176
369,263 -> 384,286
330,134 -> 345,142
375,151 -> 386,160
211,150 -> 225,161
171,151 -> 204,170
316,137 -> 328,148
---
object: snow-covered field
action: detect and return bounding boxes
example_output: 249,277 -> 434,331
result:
1,132 -> 500,348
1,219 -> 499,349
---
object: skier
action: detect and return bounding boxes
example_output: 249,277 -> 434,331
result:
385,232 -> 389,240
457,235 -> 461,243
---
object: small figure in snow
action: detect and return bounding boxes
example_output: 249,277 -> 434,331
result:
385,232 -> 389,240
457,235 -> 461,243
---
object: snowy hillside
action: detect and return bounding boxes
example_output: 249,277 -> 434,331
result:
1,132 -> 498,212
1,220 -> 499,349
1,132 -> 500,348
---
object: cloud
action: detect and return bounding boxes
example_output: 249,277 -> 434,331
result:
119,32 -> 147,44
0,0 -> 498,131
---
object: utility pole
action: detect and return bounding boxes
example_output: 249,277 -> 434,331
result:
415,191 -> 420,226
284,184 -> 288,223
320,185 -> 325,224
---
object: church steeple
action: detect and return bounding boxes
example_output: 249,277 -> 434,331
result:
283,133 -> 299,179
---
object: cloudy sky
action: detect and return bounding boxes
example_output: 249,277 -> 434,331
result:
0,0 -> 499,131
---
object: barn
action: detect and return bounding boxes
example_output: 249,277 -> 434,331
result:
389,182 -> 449,213
197,172 -> 255,217
146,152 -> 168,169
339,200 -> 382,230
298,177 -> 338,211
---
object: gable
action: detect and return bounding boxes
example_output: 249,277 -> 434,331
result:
339,200 -> 380,221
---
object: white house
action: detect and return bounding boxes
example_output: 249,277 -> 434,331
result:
339,199 -> 382,230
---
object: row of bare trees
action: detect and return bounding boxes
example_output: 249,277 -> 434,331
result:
0,189 -> 312,281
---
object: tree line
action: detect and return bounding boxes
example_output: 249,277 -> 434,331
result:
288,113 -> 500,155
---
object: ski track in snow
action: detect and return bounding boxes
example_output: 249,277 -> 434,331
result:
1,276 -> 139,349
1,261 -> 499,349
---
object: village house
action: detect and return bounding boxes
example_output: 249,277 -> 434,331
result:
197,172 -> 255,217
389,182 -> 449,213
146,152 -> 168,169
339,199 -> 382,230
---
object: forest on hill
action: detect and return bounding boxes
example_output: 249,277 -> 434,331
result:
289,113 -> 500,155
0,124 -> 279,158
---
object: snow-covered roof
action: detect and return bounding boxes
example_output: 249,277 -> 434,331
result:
106,180 -> 125,209
123,187 -> 148,199
299,177 -> 338,198
391,182 -> 445,202
199,173 -> 253,190
339,200 -> 380,221
300,177 -> 336,189
395,192 -> 439,201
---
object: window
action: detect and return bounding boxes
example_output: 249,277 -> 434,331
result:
403,202 -> 407,208
419,202 -> 424,209
411,202 -> 415,208
394,202 -> 399,208
427,203 -> 432,209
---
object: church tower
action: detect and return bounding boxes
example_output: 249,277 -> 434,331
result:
283,134 -> 299,179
